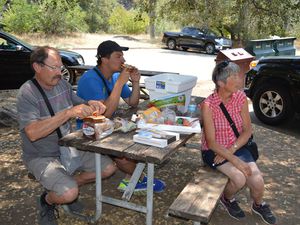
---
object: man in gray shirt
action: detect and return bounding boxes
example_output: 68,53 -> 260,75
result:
17,46 -> 115,225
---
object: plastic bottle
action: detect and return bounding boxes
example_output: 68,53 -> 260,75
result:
162,107 -> 176,125
187,97 -> 197,118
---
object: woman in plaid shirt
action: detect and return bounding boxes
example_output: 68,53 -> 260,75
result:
201,61 -> 276,224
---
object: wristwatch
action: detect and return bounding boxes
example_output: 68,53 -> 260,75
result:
233,143 -> 238,150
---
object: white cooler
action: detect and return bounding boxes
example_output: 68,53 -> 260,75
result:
145,73 -> 197,112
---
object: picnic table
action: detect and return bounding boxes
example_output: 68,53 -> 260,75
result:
58,98 -> 203,225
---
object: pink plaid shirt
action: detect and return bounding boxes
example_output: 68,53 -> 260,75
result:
201,90 -> 246,151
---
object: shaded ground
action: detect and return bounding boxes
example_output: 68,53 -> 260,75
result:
1,121 -> 299,225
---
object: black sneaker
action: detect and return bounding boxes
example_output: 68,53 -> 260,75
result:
252,202 -> 276,224
37,192 -> 59,225
220,195 -> 245,220
63,198 -> 84,214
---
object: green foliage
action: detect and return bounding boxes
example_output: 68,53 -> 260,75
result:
108,6 -> 149,34
1,0 -> 87,34
1,0 -> 299,39
1,0 -> 40,33
78,0 -> 118,33
155,0 -> 300,42
37,0 -> 88,34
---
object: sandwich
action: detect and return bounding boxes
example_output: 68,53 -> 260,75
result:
82,114 -> 113,140
83,115 -> 106,123
121,63 -> 134,72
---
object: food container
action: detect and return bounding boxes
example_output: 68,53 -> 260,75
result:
145,73 -> 197,112
137,116 -> 201,134
82,117 -> 114,140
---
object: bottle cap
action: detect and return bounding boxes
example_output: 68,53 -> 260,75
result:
188,104 -> 197,112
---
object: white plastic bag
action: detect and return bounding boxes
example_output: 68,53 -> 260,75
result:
59,146 -> 81,175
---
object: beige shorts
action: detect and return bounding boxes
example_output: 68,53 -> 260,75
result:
27,151 -> 113,196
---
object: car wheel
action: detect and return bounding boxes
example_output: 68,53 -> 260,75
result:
182,47 -> 188,51
167,39 -> 176,50
62,65 -> 75,84
205,43 -> 215,54
252,84 -> 294,125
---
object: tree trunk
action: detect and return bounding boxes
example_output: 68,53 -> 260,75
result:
0,0 -> 12,20
149,0 -> 156,39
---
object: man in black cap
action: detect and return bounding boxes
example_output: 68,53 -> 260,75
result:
77,40 -> 140,118
77,40 -> 165,193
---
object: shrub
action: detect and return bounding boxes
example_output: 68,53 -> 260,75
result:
2,0 -> 88,35
38,0 -> 88,34
79,0 -> 118,33
108,6 -> 149,34
1,0 -> 40,33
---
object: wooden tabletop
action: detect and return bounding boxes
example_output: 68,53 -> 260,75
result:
59,96 -> 204,164
59,130 -> 193,164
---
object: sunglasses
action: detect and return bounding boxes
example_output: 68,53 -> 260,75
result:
217,60 -> 230,71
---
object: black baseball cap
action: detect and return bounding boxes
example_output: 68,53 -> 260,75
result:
96,40 -> 129,58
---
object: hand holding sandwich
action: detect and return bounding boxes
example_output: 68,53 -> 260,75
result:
119,64 -> 140,85
69,101 -> 106,119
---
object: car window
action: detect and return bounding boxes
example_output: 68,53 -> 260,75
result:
0,37 -> 16,50
189,29 -> 199,36
182,28 -> 191,34
204,29 -> 218,37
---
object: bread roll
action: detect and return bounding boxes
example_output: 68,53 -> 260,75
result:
83,115 -> 106,123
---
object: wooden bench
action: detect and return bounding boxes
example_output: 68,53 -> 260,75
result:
168,167 -> 228,225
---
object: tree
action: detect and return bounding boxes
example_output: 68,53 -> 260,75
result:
78,0 -> 118,33
108,5 -> 149,34
0,0 -> 11,21
2,0 -> 88,34
133,0 -> 157,38
156,0 -> 300,42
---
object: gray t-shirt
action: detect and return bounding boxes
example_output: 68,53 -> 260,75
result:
17,79 -> 85,164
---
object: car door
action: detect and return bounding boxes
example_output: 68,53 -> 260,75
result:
0,35 -> 33,90
177,28 -> 194,47
192,29 -> 206,48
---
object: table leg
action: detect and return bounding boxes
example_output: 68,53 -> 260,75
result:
94,153 -> 102,222
146,163 -> 154,225
122,162 -> 145,201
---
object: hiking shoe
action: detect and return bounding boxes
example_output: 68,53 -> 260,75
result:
141,176 -> 166,193
220,195 -> 245,220
63,198 -> 84,214
252,202 -> 276,224
37,192 -> 59,225
118,176 -> 166,193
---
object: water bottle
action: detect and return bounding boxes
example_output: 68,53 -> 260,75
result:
187,97 -> 197,118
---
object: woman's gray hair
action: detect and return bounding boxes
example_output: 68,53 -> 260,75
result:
212,61 -> 240,89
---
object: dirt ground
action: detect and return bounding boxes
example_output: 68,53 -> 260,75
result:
1,122 -> 299,225
0,34 -> 299,225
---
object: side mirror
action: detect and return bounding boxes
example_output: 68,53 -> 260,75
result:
16,45 -> 24,51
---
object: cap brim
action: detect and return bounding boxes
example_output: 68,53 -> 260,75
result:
119,46 -> 129,51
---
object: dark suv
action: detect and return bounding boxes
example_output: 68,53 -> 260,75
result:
245,56 -> 300,125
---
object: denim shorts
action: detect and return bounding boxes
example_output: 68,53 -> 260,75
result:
202,146 -> 254,169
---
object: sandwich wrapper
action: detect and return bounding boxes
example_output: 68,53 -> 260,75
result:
82,117 -> 114,140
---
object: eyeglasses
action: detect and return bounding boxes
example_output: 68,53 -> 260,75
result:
215,60 -> 230,74
41,62 -> 66,72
